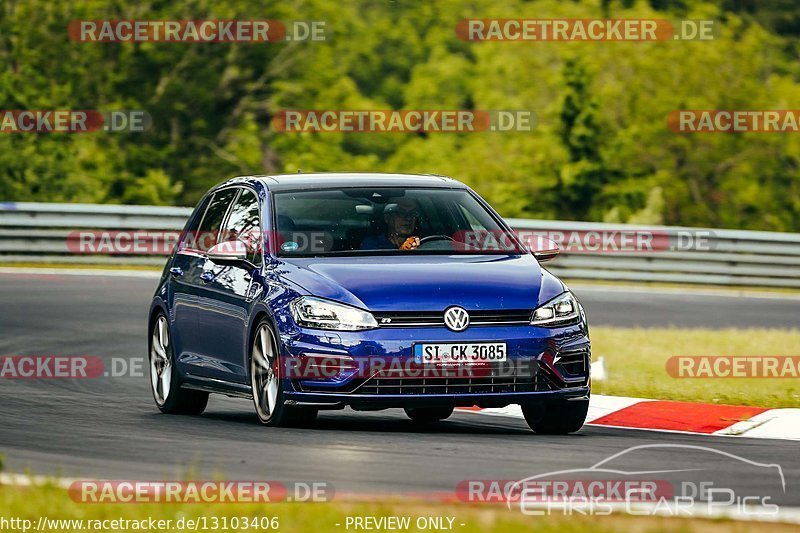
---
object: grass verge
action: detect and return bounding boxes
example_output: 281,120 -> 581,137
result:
591,327 -> 800,407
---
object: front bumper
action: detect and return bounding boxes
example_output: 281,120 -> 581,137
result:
284,388 -> 590,409
279,321 -> 591,409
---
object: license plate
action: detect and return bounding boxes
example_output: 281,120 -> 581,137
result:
413,343 -> 507,364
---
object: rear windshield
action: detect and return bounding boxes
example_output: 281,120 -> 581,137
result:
272,187 -> 524,256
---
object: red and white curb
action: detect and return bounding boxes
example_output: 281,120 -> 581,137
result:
458,395 -> 800,440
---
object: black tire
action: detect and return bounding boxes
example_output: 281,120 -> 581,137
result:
521,399 -> 588,434
149,312 -> 209,415
404,406 -> 454,424
250,319 -> 318,427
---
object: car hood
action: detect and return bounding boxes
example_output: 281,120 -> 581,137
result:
277,254 -> 565,311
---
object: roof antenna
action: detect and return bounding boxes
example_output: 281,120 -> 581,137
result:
296,168 -> 302,173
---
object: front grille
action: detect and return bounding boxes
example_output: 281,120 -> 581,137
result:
293,356 -> 583,395
358,376 -> 531,395
373,309 -> 532,327
353,361 -> 556,395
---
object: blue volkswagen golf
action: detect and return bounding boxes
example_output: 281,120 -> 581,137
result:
148,173 -> 591,433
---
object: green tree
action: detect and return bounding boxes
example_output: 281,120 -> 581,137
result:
553,58 -> 607,219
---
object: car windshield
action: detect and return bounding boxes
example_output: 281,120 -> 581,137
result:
273,187 -> 524,256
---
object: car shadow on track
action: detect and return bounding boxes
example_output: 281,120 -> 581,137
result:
193,408 -> 536,436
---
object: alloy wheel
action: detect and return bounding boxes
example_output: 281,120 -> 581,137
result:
252,324 -> 279,421
150,315 -> 173,406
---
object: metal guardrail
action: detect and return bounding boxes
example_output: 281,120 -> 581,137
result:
0,202 -> 191,267
507,218 -> 800,288
1,202 -> 800,288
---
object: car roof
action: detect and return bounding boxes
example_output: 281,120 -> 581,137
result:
219,172 -> 465,192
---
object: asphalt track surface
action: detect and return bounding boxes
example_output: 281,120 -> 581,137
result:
0,271 -> 798,505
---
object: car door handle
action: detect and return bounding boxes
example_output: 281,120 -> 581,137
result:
169,267 -> 183,277
200,271 -> 215,283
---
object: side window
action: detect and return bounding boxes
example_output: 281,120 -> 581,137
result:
178,195 -> 211,251
221,188 -> 262,265
196,188 -> 238,252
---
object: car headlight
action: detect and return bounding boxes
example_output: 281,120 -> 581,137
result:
531,291 -> 581,327
290,296 -> 378,331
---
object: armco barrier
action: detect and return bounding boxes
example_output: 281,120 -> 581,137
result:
1,202 -> 799,288
507,218 -> 800,288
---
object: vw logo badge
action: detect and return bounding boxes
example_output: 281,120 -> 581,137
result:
444,306 -> 470,332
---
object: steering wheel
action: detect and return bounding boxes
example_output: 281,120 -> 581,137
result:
418,235 -> 455,245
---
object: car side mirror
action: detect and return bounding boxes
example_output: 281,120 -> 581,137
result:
207,240 -> 253,268
531,236 -> 559,263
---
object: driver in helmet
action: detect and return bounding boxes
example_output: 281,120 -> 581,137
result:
361,197 -> 421,250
